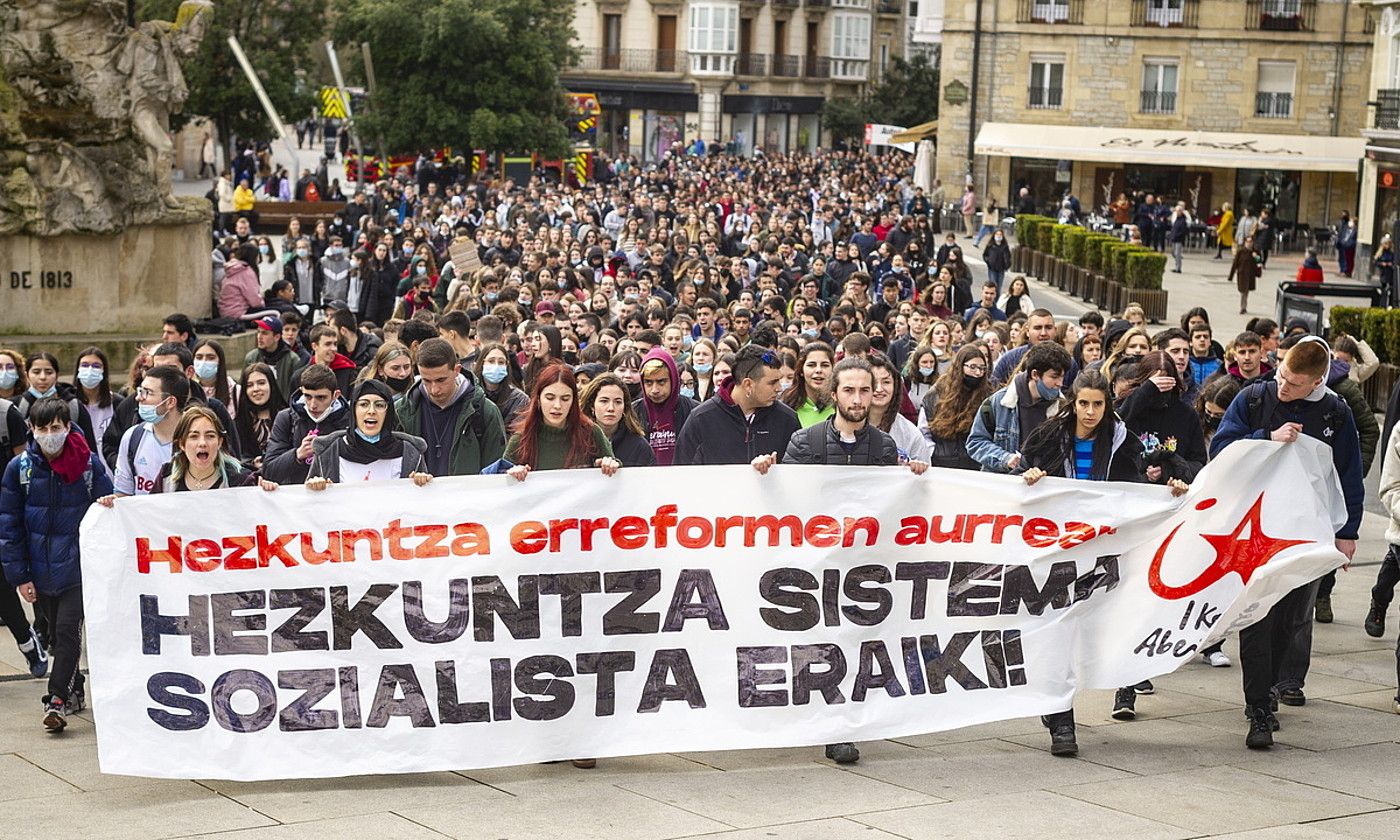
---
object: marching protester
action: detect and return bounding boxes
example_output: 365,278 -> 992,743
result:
395,338 -> 506,476
581,372 -> 655,467
3,396 -> 113,730
676,345 -> 801,467
306,380 -> 433,487
1211,338 -> 1364,748
967,343 -> 1073,473
1022,371 -> 1189,753
783,342 -> 835,428
232,362 -> 288,468
150,406 -> 278,494
635,347 -> 696,465
111,367 -> 190,497
261,364 -> 350,485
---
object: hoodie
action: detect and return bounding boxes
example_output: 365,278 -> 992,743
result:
1326,358 -> 1379,475
634,348 -> 696,466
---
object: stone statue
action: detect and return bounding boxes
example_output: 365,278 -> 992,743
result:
0,0 -> 214,236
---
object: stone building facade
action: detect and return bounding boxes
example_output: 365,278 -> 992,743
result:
937,0 -> 1372,232
565,0 -> 906,161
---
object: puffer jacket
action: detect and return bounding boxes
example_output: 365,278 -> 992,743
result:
783,418 -> 899,466
0,438 -> 113,594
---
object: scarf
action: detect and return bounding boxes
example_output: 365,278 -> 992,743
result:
339,380 -> 406,465
49,429 -> 92,485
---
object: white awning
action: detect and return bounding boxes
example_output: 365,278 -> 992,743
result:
974,122 -> 1364,173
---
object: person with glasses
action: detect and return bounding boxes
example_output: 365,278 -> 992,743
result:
306,380 -> 432,487
923,346 -> 995,470
72,347 -> 115,463
109,367 -> 189,497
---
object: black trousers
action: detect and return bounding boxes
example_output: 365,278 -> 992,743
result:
1373,545 -> 1400,609
1043,709 -> 1075,729
39,586 -> 84,704
1241,581 -> 1319,707
0,585 -> 30,646
1318,569 -> 1337,600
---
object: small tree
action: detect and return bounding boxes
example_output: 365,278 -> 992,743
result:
866,53 -> 939,128
821,97 -> 869,148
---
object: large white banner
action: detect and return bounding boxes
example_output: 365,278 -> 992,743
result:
81,440 -> 1347,781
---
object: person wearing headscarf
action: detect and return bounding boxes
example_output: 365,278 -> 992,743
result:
306,380 -> 432,487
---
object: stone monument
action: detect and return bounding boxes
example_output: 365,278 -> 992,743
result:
0,0 -> 214,335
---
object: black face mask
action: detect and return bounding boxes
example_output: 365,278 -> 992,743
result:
1122,354 -> 1145,366
1203,414 -> 1221,431
962,374 -> 984,390
384,374 -> 413,393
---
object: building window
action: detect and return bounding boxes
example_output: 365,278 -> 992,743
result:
832,0 -> 871,7
1141,60 -> 1178,114
831,12 -> 871,79
689,3 -> 738,74
1019,0 -> 1081,23
1028,54 -> 1064,109
1255,60 -> 1295,118
603,14 -> 621,69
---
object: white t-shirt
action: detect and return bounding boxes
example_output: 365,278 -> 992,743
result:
114,422 -> 173,495
338,457 -> 402,484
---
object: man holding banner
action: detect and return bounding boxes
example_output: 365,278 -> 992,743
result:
1210,337 -> 1364,748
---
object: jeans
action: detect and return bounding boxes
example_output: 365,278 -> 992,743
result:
1171,241 -> 1184,271
40,586 -> 84,704
0,585 -> 31,646
974,225 -> 998,248
988,269 -> 1006,294
1241,580 -> 1319,705
1373,545 -> 1400,608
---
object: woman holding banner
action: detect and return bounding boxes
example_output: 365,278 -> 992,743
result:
305,380 -> 433,489
149,406 -> 278,494
580,372 -> 655,468
1021,370 -> 1188,756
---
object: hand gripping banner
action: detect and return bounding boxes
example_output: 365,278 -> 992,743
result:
79,439 -> 1347,780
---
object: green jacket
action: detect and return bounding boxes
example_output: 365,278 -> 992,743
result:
395,374 -> 506,476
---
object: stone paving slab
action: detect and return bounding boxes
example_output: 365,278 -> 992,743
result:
851,789 -> 1196,840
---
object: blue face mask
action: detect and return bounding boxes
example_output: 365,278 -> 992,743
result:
416,264 -> 428,276
0,369 -> 16,390
193,360 -> 219,381
918,366 -> 937,378
801,328 -> 819,339
482,364 -> 508,384
296,248 -> 310,259
680,386 -> 696,400
138,401 -> 166,424
77,367 -> 104,389
355,429 -> 382,443
258,244 -> 270,255
1036,379 -> 1061,402
694,363 -> 713,375
28,385 -> 56,399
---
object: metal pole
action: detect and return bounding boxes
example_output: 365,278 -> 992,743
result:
226,35 -> 298,167
967,0 -> 983,183
325,40 -> 366,187
361,41 -> 391,177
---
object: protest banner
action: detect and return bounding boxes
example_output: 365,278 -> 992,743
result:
80,439 -> 1347,781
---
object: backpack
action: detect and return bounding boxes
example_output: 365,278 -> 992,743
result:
125,423 -> 148,485
16,451 -> 94,499
0,397 -> 11,451
1244,382 -> 1347,442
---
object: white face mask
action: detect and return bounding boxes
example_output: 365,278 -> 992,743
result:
35,430 -> 67,456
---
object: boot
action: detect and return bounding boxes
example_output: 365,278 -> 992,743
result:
1314,595 -> 1333,624
824,742 -> 860,764
1365,600 -> 1386,638
1042,714 -> 1077,756
1245,705 -> 1274,749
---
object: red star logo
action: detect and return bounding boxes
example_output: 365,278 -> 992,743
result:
1148,493 -> 1312,600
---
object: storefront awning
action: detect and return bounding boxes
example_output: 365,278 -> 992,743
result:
974,122 -> 1364,173
889,120 -> 937,144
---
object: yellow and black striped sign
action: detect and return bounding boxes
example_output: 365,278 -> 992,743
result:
319,87 -> 347,119
576,116 -> 597,133
574,153 -> 588,186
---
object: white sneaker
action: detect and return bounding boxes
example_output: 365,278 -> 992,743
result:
1204,651 -> 1231,668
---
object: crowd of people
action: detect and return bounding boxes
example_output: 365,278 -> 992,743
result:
0,150 -> 1394,764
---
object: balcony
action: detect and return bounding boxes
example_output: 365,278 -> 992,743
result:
737,53 -> 767,76
1374,89 -> 1400,131
1140,89 -> 1177,114
877,0 -> 901,14
1246,0 -> 1315,32
571,47 -> 685,73
1255,91 -> 1293,119
805,55 -> 831,79
1028,86 -> 1063,109
806,0 -> 831,9
1017,0 -> 1083,24
831,58 -> 869,80
691,52 -> 736,75
1131,0 -> 1198,28
771,54 -> 801,77
774,0 -> 800,6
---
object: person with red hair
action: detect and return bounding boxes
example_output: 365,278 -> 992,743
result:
504,363 -> 620,481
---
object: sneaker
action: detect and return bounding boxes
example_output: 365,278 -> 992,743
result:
1047,723 -> 1078,756
1315,596 -> 1334,624
1132,680 -> 1155,695
68,686 -> 86,715
1204,650 -> 1232,668
1365,601 -> 1386,638
570,758 -> 596,769
824,742 -> 860,765
1112,687 -> 1137,720
1245,706 -> 1274,749
19,628 -> 47,679
42,696 -> 66,733
1277,687 -> 1306,707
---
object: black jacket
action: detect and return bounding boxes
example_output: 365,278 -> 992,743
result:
1022,418 -> 1145,483
363,261 -> 401,326
1118,384 -> 1207,483
610,428 -> 657,468
783,419 -> 899,466
675,390 -> 801,466
983,239 -> 1012,272
260,395 -> 352,484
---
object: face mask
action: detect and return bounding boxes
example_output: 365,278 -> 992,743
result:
351,259 -> 360,270
328,247 -> 342,257
258,244 -> 270,255
28,385 -> 56,400
1204,414 -> 1221,431
385,374 -> 413,392
682,334 -> 694,349
918,366 -> 937,378
193,360 -> 219,381
138,401 -> 166,424
680,386 -> 696,400
484,292 -> 498,303
297,248 -> 310,259
694,363 -> 713,375
334,218 -> 343,225
962,374 -> 984,390
779,378 -> 793,394
35,430 -> 67,456
482,364 -> 508,384
77,367 -> 104,389
1122,353 -> 1145,366
355,429 -> 382,444
0,369 -> 16,389
1035,380 -> 1061,401
416,265 -> 428,276
403,247 -> 414,257
801,328 -> 818,339
518,297 -> 533,307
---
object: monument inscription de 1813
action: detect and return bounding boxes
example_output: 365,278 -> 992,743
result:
0,0 -> 214,335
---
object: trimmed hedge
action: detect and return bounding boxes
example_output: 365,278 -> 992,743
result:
1125,251 -> 1168,290
1015,214 -> 1054,250
1013,220 -> 1166,290
1063,226 -> 1087,268
1333,306 -> 1400,364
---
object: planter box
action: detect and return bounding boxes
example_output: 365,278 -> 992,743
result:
1130,287 -> 1169,324
1031,250 -> 1045,280
1013,245 -> 1029,273
1085,273 -> 1102,303
1101,279 -> 1122,313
